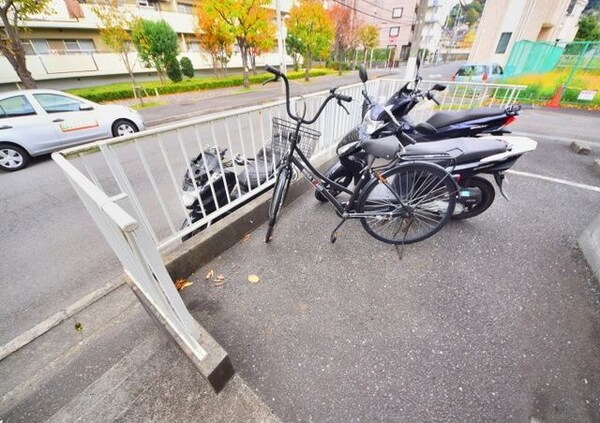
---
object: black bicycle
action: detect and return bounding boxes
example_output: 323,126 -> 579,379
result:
263,65 -> 456,245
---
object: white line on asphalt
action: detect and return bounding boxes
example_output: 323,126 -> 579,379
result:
512,131 -> 598,146
507,169 -> 600,193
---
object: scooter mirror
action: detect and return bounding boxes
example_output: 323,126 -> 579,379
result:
358,65 -> 368,83
431,83 -> 446,92
415,122 -> 438,136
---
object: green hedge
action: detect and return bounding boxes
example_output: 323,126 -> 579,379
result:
69,69 -> 334,103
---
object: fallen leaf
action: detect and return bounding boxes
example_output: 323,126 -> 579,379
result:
205,269 -> 214,280
248,274 -> 260,283
214,274 -> 225,282
214,280 -> 225,287
75,322 -> 83,332
241,233 -> 251,243
175,278 -> 193,291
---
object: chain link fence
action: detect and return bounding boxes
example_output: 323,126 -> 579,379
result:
503,40 -> 600,107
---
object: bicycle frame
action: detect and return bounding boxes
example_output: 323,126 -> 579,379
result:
284,138 -> 412,220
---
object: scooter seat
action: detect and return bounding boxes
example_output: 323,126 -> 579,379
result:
426,107 -> 506,128
362,135 -> 399,159
403,137 -> 507,164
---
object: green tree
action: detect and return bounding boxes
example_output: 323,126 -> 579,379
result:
285,33 -> 304,71
180,56 -> 194,78
131,19 -> 180,84
92,2 -> 139,94
198,0 -> 275,88
575,15 -> 600,41
287,0 -> 334,81
0,0 -> 51,88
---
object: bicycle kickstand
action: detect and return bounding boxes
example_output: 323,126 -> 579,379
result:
330,218 -> 348,244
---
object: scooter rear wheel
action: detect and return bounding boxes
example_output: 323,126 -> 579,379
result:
452,176 -> 495,220
314,169 -> 352,202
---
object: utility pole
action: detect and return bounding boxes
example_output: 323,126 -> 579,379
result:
405,0 -> 429,80
275,0 -> 286,93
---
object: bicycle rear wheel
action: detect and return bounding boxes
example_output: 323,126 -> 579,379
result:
265,165 -> 292,243
357,162 -> 456,244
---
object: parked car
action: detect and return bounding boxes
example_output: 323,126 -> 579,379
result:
452,63 -> 504,83
0,89 -> 145,171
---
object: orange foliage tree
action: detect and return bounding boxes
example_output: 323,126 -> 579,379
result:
287,0 -> 334,81
198,0 -> 275,88
195,0 -> 234,76
329,4 -> 361,75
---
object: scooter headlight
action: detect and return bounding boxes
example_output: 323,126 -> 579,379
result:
363,104 -> 386,135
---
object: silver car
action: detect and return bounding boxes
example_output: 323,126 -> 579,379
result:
452,63 -> 504,83
0,89 -> 145,171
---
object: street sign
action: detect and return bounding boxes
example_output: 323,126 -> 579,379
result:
578,90 -> 597,101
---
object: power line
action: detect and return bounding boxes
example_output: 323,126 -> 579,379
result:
330,0 -> 415,26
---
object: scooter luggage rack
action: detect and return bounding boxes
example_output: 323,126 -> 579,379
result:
271,118 -> 321,159
398,151 -> 457,168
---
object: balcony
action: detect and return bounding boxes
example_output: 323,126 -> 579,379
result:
24,0 -> 196,34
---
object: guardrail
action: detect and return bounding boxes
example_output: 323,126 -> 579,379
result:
52,77 -> 525,388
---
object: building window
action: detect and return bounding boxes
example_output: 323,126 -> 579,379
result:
21,40 -> 36,55
392,7 -> 403,18
495,32 -> 512,54
63,39 -> 96,54
188,41 -> 201,52
389,27 -> 400,37
177,3 -> 193,14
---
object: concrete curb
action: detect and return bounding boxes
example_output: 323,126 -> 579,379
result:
0,277 -> 125,362
579,213 -> 600,280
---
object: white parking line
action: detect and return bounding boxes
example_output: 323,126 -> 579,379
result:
507,169 -> 600,193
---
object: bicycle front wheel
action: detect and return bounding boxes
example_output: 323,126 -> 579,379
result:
357,162 -> 456,244
265,165 -> 292,243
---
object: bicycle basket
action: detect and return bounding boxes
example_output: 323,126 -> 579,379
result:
271,118 -> 321,159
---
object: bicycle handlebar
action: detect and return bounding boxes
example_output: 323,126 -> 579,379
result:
265,65 -> 352,125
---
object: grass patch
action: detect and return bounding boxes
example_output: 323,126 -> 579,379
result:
131,101 -> 163,110
497,68 -> 600,108
68,69 -> 336,103
234,87 -> 254,94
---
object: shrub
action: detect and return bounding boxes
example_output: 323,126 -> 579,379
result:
69,69 -> 335,102
180,57 -> 194,78
166,58 -> 183,83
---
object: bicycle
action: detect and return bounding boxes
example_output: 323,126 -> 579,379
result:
263,65 -> 457,245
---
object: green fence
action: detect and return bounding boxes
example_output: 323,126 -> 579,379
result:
503,40 -> 600,106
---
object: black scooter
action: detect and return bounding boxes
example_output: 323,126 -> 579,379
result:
180,146 -> 280,240
316,66 -> 536,219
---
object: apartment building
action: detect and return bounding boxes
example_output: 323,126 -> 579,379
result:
469,0 -> 589,65
421,0 -> 459,62
0,0 -> 292,89
334,0 -> 418,62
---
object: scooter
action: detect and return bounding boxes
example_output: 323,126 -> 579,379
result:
180,145 -> 280,240
316,66 -> 537,219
